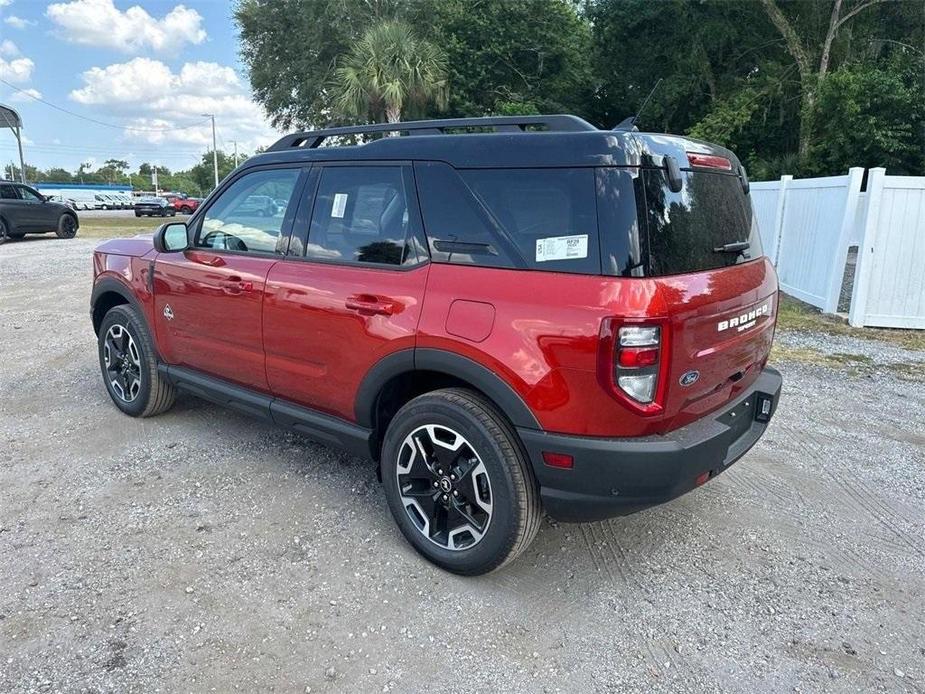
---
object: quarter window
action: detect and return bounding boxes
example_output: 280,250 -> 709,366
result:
195,168 -> 300,254
306,166 -> 421,267
0,184 -> 20,200
416,162 -> 601,274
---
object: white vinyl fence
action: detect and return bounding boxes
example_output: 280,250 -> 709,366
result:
751,167 -> 925,329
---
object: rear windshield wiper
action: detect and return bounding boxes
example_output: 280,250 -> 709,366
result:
713,241 -> 750,254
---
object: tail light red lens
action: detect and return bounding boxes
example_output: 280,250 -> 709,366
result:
686,152 -> 733,171
598,318 -> 671,416
617,346 -> 659,368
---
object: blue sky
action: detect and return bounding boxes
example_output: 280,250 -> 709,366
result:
0,0 -> 280,175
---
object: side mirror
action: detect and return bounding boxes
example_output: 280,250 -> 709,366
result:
153,222 -> 189,253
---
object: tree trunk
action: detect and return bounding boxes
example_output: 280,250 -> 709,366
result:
386,104 -> 401,124
760,0 -> 887,161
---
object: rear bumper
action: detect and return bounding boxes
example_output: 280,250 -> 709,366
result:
517,367 -> 782,522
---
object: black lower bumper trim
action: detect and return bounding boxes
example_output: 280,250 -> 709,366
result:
517,367 -> 783,522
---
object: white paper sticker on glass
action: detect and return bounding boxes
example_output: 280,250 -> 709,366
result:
331,193 -> 348,218
535,234 -> 588,262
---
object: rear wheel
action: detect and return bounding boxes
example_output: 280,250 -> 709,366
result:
98,305 -> 175,417
134,211 -> 142,217
0,218 -> 8,244
179,206 -> 192,215
381,388 -> 542,575
56,214 -> 78,239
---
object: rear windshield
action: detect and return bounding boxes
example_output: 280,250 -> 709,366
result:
639,168 -> 762,276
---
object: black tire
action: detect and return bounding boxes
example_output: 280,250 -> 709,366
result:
381,388 -> 542,575
135,211 -> 142,217
98,305 -> 175,418
56,214 -> 78,239
0,217 -> 8,244
179,206 -> 192,215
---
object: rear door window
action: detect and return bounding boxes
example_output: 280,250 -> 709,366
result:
640,169 -> 762,276
305,165 -> 424,267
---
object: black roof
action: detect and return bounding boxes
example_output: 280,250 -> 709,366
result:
247,115 -> 740,171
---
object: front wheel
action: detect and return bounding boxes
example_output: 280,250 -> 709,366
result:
381,388 -> 542,575
56,214 -> 78,239
98,305 -> 175,417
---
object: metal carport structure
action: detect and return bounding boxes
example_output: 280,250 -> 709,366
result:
0,103 -> 26,183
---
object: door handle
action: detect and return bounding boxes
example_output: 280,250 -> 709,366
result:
345,294 -> 396,316
220,278 -> 254,294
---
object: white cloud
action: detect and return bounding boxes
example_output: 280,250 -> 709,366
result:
0,0 -> 12,7
4,16 -> 35,29
46,0 -> 207,53
10,87 -> 41,102
0,39 -> 19,57
0,39 -> 34,83
69,58 -> 279,151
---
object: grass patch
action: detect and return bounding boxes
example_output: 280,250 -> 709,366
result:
776,294 -> 925,352
77,216 -> 174,239
771,343 -> 923,380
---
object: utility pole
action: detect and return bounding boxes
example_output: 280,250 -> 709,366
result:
202,113 -> 218,189
231,140 -> 239,168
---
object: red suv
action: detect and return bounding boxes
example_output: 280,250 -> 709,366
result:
90,116 -> 781,575
165,193 -> 201,215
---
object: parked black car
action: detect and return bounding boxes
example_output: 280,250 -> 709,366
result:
134,197 -> 177,218
0,181 -> 79,243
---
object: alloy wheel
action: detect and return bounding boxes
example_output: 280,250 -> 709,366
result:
396,424 -> 493,551
61,216 -> 76,237
103,324 -> 142,402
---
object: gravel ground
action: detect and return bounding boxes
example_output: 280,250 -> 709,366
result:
1,237 -> 923,693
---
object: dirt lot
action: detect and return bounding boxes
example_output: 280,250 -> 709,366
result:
1,235 -> 923,693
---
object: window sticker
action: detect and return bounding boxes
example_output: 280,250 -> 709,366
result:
535,234 -> 588,262
331,193 -> 348,218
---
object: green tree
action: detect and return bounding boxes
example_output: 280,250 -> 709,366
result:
807,52 -> 924,175
332,20 -> 447,123
758,0 -> 905,160
41,167 -> 74,183
237,0 -> 594,126
189,151 -> 237,192
237,0 -> 405,128
415,0 -> 593,118
589,0 -> 778,132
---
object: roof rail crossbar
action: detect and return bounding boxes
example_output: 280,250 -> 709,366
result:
266,115 -> 597,151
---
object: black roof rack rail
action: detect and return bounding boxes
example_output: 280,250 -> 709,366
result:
266,114 -> 598,151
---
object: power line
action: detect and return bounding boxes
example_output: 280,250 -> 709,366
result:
0,77 -> 213,133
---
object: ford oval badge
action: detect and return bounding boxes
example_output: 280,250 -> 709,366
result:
679,370 -> 700,387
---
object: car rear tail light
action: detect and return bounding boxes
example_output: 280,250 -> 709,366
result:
686,152 -> 733,171
598,318 -> 671,416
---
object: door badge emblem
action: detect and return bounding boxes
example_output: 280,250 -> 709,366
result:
163,304 -> 174,321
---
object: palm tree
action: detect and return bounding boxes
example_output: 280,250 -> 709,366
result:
332,21 -> 448,124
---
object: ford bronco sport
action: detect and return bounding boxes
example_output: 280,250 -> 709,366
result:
90,115 -> 781,575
